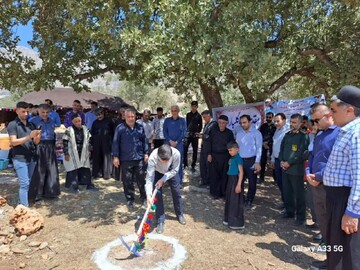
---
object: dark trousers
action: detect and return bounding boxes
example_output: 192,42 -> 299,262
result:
274,158 -> 284,202
29,141 -> 60,201
325,186 -> 360,270
224,175 -> 244,227
209,152 -> 229,198
92,140 -> 112,179
307,184 -> 317,224
243,157 -> 257,203
183,137 -> 199,168
200,149 -> 210,185
65,167 -> 92,189
153,139 -> 165,149
154,171 -> 183,224
313,184 -> 327,243
260,147 -> 271,180
282,173 -> 306,221
121,160 -> 146,202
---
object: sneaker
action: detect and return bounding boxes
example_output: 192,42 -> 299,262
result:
222,221 -> 228,226
178,215 -> 186,225
229,225 -> 245,230
156,222 -> 164,234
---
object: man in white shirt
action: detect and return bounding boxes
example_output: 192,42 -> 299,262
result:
137,109 -> 153,151
152,107 -> 165,149
271,113 -> 290,206
235,114 -> 263,209
145,144 -> 186,234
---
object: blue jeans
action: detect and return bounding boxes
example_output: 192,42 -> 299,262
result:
13,159 -> 36,207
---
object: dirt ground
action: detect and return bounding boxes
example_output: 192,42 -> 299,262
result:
0,164 -> 325,270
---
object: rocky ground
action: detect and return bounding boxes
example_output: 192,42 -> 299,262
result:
0,165 -> 325,270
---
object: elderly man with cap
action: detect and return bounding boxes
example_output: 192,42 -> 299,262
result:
183,101 -> 202,172
207,114 -> 234,199
323,85 -> 360,270
91,108 -> 115,180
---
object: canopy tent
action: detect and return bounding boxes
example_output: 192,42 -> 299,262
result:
20,87 -> 132,111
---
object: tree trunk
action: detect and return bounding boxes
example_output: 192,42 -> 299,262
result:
198,78 -> 223,109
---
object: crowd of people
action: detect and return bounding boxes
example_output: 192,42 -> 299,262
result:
6,85 -> 360,270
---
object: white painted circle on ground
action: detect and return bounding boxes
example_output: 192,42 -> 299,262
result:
92,234 -> 187,270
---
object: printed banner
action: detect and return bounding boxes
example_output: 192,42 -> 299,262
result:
212,102 -> 265,132
267,94 -> 326,118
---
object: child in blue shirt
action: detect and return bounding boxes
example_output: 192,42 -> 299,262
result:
223,141 -> 245,230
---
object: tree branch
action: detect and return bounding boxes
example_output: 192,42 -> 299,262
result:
298,48 -> 333,65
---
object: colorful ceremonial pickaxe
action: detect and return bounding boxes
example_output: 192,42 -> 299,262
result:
119,187 -> 158,257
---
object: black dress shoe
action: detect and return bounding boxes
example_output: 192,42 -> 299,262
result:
294,219 -> 305,226
311,259 -> 327,269
245,201 -> 253,209
156,223 -> 164,234
306,223 -> 319,229
70,186 -> 80,194
313,233 -> 322,241
87,185 -> 98,191
127,201 -> 134,208
178,215 -> 186,225
281,212 -> 295,219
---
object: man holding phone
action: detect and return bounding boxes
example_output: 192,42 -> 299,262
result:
8,102 -> 41,207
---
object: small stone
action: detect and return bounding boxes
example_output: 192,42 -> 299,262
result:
7,233 -> 14,239
0,231 -> 8,236
28,241 -> 41,247
19,262 -> 26,268
41,253 -> 49,260
25,255 -> 32,259
39,242 -> 48,250
12,247 -> 25,254
20,235 -> 27,241
0,236 -> 6,244
0,244 -> 10,254
0,196 -> 6,206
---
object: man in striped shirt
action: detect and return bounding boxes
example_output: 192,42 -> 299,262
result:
323,85 -> 360,270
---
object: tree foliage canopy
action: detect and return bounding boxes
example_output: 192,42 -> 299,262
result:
1,0 -> 359,108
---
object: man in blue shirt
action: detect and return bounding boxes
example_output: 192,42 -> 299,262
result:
64,100 -> 85,128
163,105 -> 186,185
235,114 -> 263,209
85,101 -> 98,130
307,103 -> 340,270
323,85 -> 360,270
29,104 -> 61,202
112,108 -> 149,208
45,99 -> 61,127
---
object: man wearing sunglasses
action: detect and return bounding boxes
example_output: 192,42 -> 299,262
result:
307,103 -> 340,270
